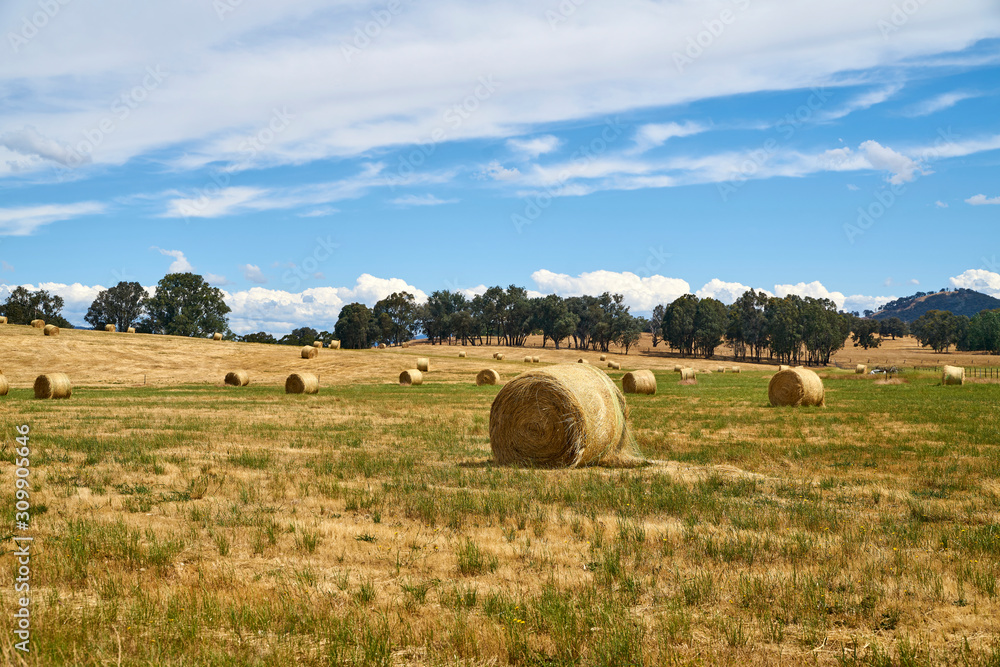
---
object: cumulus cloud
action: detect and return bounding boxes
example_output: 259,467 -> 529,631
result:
241,264 -> 267,284
152,248 -> 193,273
507,135 -> 560,158
695,279 -> 761,304
531,269 -> 690,312
966,194 -> 1000,205
478,160 -> 521,181
859,140 -> 923,184
0,202 -> 106,236
0,125 -> 89,167
843,294 -> 895,313
950,269 -> 1000,297
204,273 -> 233,286
773,281 -> 847,308
0,281 -> 111,325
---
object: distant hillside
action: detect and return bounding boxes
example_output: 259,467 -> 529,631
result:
874,288 -> 1000,322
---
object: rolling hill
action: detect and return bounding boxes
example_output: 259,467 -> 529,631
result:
873,288 -> 1000,322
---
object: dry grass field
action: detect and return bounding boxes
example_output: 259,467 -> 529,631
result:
2,324 -> 1000,665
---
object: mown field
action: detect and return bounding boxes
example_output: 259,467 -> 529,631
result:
2,363 -> 1000,665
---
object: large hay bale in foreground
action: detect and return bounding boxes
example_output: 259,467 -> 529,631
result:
105,324 -> 115,332
225,370 -> 250,387
768,367 -> 825,407
285,373 -> 319,394
126,327 -> 136,334
459,351 -> 467,358
43,324 -> 59,336
34,373 -> 72,399
856,364 -> 867,374
0,375 -> 8,396
399,369 -> 423,386
416,358 -> 430,372
329,340 -> 341,349
623,370 -> 656,395
680,368 -> 697,381
301,346 -> 318,359
489,364 -> 638,468
31,319 -> 44,328
476,369 -> 500,386
942,365 -> 964,386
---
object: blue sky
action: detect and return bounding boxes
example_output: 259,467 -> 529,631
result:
1,0 -> 999,333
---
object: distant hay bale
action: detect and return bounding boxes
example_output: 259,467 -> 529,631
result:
43,324 -> 59,336
856,364 -> 867,374
496,353 -> 505,361
731,367 -> 741,373
532,356 -> 539,363
492,352 -> 499,359
623,370 -> 656,395
680,368 -> 697,381
313,341 -> 323,349
399,369 -> 423,386
416,357 -> 430,372
34,373 -> 72,399
607,361 -> 621,370
301,346 -> 318,359
577,359 -> 586,364
673,365 -> 682,372
488,363 -> 639,468
378,343 -> 387,349
0,375 -> 7,396
942,365 -> 964,386
212,332 -> 222,341
0,316 -> 7,324
600,354 -> 607,361
31,320 -> 44,328
126,327 -> 136,334
718,367 -> 726,373
329,340 -> 341,350
476,369 -> 500,386
459,351 -> 467,358
105,324 -> 115,332
285,373 -> 319,394
524,356 -> 533,363
225,370 -> 250,387
402,342 -> 410,348
778,365 -> 790,371
768,367 -> 825,407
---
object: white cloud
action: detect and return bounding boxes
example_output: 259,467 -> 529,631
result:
388,194 -> 458,207
821,84 -> 903,121
507,135 -> 560,158
531,269 -> 690,312
966,194 -> 1000,205
205,273 -> 233,286
632,121 -> 706,153
0,125 -> 90,167
847,184 -> 860,191
478,160 -> 521,181
241,264 -> 267,284
298,207 -> 338,217
858,140 -> 923,184
844,294 -> 895,313
1,261 -> 13,272
0,202 -> 105,236
696,279 -> 755,304
152,248 -> 193,273
342,274 -> 428,305
0,281 -> 122,325
903,91 -> 979,117
950,269 -> 1000,297
936,200 -> 949,208
909,279 -> 920,285
774,281 -> 847,308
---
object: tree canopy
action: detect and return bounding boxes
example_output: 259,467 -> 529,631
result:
142,273 -> 231,337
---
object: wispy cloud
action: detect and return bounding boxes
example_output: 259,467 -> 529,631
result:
388,194 -> 459,207
820,84 -> 903,121
507,135 -> 560,158
631,121 -> 707,153
0,126 -> 89,167
966,194 -> 1000,205
0,202 -> 105,236
903,91 -> 980,117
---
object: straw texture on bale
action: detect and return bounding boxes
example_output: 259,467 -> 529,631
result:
416,358 -> 430,372
459,351 -> 467,358
942,365 -> 964,386
301,346 -> 318,359
768,367 -> 825,407
856,364 -> 867,374
600,354 -> 607,362
778,364 -> 790,371
577,359 -> 586,364
532,356 -> 539,363
313,341 -> 323,348
0,316 -> 7,324
680,368 -> 697,381
524,356 -> 533,363
488,363 -> 638,468
329,340 -> 341,349
126,327 -> 136,334
105,324 -> 115,332
34,373 -> 72,399
476,369 -> 500,386
43,324 -> 59,336
224,370 -> 250,387
31,319 -> 44,328
399,369 -> 423,386
622,370 -> 656,395
0,375 -> 8,396
496,353 -> 505,361
285,373 -> 319,394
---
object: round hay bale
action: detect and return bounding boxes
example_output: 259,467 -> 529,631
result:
399,369 -> 423,386
768,367 -> 825,407
577,358 -> 586,364
718,366 -> 726,373
329,340 -> 341,350
488,363 -> 637,468
31,319 -> 44,328
524,356 -> 533,363
496,353 -> 505,361
213,332 -> 223,341
942,365 -> 964,386
285,373 -> 319,394
492,352 -> 499,359
402,342 -> 410,348
680,368 -> 697,381
301,346 -> 318,359
126,327 -> 136,334
459,351 -> 467,358
673,365 -> 682,372
0,316 -> 7,324
622,370 -> 656,395
600,354 -> 607,362
855,364 -> 867,374
731,367 -> 741,374
105,324 -> 116,332
313,341 -> 323,349
778,364 -> 790,371
43,324 -> 59,336
34,373 -> 72,399
416,358 -> 430,372
476,369 -> 500,386
532,356 -> 539,363
378,343 -> 387,349
224,370 -> 250,387
0,375 -> 8,396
